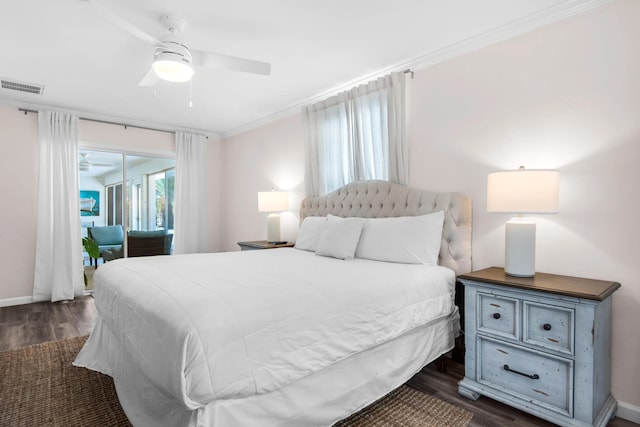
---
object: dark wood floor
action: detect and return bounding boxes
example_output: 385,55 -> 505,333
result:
0,297 -> 636,427
0,296 -> 96,352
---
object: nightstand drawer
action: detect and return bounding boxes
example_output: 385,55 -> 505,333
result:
477,292 -> 519,340
524,301 -> 574,355
478,336 -> 573,416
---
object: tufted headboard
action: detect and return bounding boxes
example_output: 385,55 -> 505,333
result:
299,180 -> 472,276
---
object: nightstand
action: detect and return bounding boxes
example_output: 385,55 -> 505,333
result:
457,267 -> 620,427
237,240 -> 295,251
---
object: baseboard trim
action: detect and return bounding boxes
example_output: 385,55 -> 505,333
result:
617,400 -> 640,423
0,296 -> 33,308
0,291 -> 94,307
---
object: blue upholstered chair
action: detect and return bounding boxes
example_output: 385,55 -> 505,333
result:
87,225 -> 124,266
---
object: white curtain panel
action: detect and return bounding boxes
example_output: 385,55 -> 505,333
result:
303,71 -> 407,197
33,111 -> 84,302
174,131 -> 209,254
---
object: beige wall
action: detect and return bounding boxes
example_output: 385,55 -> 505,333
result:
0,108 -> 39,300
221,0 -> 640,408
0,106 -> 222,301
221,114 -> 305,250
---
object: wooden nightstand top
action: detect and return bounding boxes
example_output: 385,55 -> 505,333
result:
237,240 -> 295,250
458,267 -> 620,301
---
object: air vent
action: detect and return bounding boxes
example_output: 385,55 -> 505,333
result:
1,78 -> 45,95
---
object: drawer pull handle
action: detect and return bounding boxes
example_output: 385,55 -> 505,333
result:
503,364 -> 540,380
543,323 -> 552,331
492,313 -> 501,319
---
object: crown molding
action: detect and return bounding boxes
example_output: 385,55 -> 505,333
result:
222,0 -> 610,139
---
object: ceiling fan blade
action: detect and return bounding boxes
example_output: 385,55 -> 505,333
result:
84,0 -> 164,47
138,67 -> 159,87
191,50 -> 271,76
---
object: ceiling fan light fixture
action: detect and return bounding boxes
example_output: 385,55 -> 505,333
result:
152,54 -> 194,82
152,41 -> 194,83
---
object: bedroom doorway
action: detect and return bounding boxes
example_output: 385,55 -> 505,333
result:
79,149 -> 175,286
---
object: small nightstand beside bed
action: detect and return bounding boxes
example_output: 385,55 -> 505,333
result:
74,180 -> 472,427
237,240 -> 295,251
458,267 -> 620,427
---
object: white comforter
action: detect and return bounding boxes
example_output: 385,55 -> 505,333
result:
80,248 -> 455,410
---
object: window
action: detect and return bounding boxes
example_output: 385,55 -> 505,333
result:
105,182 -> 123,226
147,169 -> 175,231
303,71 -> 407,196
122,156 -> 173,234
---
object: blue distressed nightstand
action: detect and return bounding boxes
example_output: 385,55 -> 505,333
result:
458,267 -> 620,427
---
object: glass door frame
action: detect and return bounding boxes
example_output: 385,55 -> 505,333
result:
78,144 -> 175,259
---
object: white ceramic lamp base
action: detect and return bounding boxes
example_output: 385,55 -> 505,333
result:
266,213 -> 281,243
505,218 -> 536,277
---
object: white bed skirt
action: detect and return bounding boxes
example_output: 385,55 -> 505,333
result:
75,308 -> 458,427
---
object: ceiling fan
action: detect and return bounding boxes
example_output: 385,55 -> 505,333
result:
79,153 -> 112,172
83,0 -> 271,86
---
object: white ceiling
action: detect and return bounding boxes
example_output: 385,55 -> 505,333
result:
0,0 -> 605,136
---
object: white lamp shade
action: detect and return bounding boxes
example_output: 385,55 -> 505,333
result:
487,169 -> 559,213
258,191 -> 289,212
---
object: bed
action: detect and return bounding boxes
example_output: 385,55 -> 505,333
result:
74,180 -> 472,427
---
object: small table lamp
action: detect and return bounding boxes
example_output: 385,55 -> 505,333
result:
258,190 -> 289,244
487,167 -> 559,277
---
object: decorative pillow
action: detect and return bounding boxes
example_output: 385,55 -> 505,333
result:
294,216 -> 327,252
315,215 -> 365,260
355,211 -> 445,265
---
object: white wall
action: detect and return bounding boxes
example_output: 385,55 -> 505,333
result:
221,114 -> 305,250
0,108 -> 39,301
220,0 -> 640,408
0,107 -> 222,300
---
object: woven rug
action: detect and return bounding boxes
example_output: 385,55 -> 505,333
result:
335,385 -> 473,427
0,336 -> 473,427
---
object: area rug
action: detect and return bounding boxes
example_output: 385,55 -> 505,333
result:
0,336 -> 130,427
0,336 -> 473,427
335,385 -> 473,427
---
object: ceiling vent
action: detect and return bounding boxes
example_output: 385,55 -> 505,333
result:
1,78 -> 45,95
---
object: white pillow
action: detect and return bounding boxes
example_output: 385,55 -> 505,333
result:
355,211 -> 445,265
294,216 -> 327,252
315,216 -> 365,260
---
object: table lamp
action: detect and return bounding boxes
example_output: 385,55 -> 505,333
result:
487,167 -> 559,277
258,190 -> 289,244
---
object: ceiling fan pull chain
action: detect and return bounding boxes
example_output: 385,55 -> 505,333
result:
189,80 -> 193,108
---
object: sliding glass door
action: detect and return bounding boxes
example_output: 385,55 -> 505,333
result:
79,149 -> 175,265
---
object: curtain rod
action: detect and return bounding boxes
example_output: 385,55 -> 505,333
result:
18,108 -> 208,139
